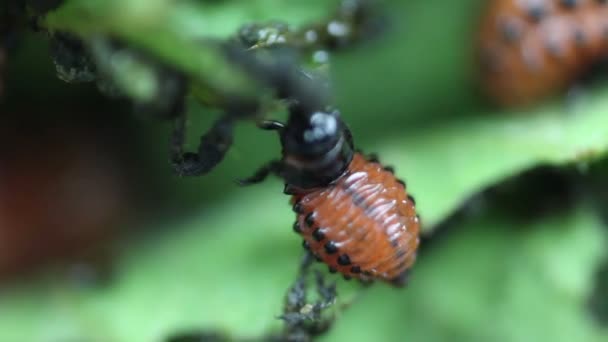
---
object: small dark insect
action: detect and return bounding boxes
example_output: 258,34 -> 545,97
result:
477,0 -> 608,106
236,0 -> 385,67
296,0 -> 385,51
276,254 -> 337,341
164,254 -> 337,342
238,102 -> 420,286
49,32 -> 97,83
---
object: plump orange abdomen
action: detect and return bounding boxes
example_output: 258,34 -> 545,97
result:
290,153 -> 420,286
477,0 -> 608,106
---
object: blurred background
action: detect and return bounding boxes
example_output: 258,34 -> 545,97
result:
1,0 -> 608,341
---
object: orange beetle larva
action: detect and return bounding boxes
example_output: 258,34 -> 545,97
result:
477,0 -> 608,106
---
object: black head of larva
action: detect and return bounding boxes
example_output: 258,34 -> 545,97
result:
279,107 -> 354,189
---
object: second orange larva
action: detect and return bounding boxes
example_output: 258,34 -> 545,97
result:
478,0 -> 608,106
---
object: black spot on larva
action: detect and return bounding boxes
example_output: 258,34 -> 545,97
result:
390,238 -> 399,248
302,240 -> 310,250
313,228 -> 325,241
350,266 -> 361,274
526,3 -> 546,22
293,221 -> 301,233
305,212 -> 315,227
338,254 -> 351,266
367,153 -> 379,163
407,194 -> 416,205
384,166 -> 394,174
328,266 -> 337,274
343,275 -> 352,281
397,179 -> 406,187
324,241 -> 338,254
293,202 -> 303,213
499,19 -> 522,43
560,0 -> 577,8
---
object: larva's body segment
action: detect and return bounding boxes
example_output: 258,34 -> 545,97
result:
478,0 -> 608,106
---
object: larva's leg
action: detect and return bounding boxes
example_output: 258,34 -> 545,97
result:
170,114 -> 234,176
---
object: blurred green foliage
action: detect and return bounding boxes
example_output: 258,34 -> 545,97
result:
2,0 -> 608,341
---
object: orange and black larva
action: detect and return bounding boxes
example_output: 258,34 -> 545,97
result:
477,0 -> 608,106
239,108 -> 420,286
